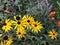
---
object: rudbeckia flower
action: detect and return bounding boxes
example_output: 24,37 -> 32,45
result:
1,36 -> 13,45
22,15 -> 35,28
6,37 -> 13,45
10,16 -> 24,29
31,21 -> 43,33
16,27 -> 26,38
14,20 -> 24,29
48,30 -> 58,40
2,19 -> 12,32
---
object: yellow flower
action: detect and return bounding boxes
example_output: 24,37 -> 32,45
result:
16,27 -> 26,38
1,36 -> 13,45
22,15 -> 35,28
14,20 -> 24,29
31,21 -> 43,33
12,16 -> 24,29
2,19 -> 12,32
6,37 -> 13,45
14,21 -> 22,29
48,30 -> 58,40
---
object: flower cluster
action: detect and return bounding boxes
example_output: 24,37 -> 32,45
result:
0,0 -> 60,45
1,15 -> 43,38
0,15 -> 58,45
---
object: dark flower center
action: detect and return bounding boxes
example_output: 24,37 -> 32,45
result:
53,33 -> 55,35
3,36 -> 8,40
41,42 -> 49,45
45,42 -> 49,45
27,20 -> 30,23
32,37 -> 37,41
32,37 -> 35,40
17,21 -> 20,24
16,16 -> 20,20
30,24 -> 31,25
34,19 -> 36,21
34,24 -> 37,27
21,37 -> 25,40
18,32 -> 21,34
3,23 -> 7,25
